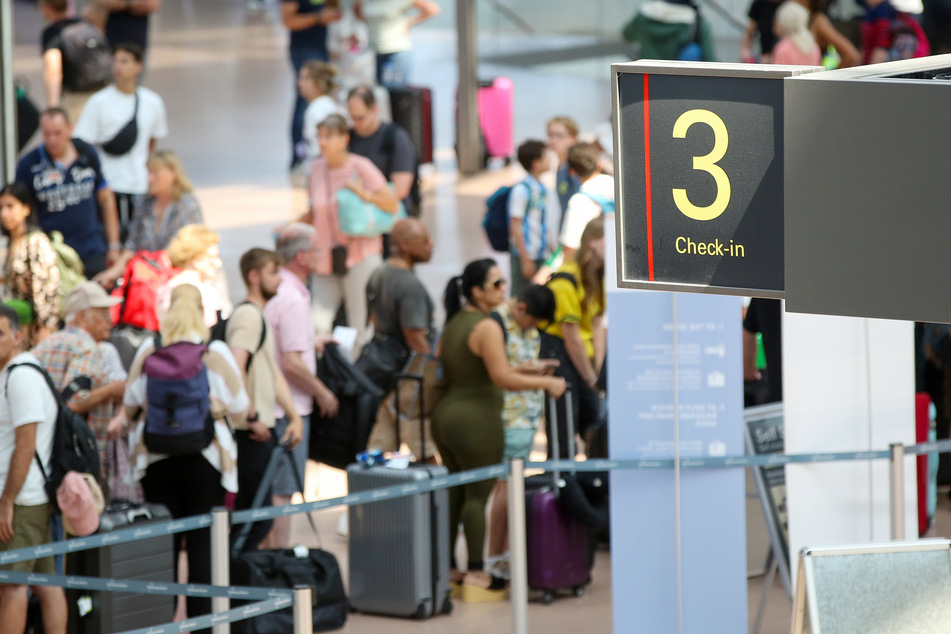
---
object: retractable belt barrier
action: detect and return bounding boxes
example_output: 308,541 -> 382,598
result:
2,438 -> 946,634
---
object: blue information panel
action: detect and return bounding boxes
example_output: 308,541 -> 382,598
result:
609,290 -> 746,633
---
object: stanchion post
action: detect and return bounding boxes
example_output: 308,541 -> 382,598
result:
889,443 -> 905,541
508,458 -> 529,634
293,586 -> 313,634
211,506 -> 231,634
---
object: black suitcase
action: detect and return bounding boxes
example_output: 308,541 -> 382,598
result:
66,501 -> 174,634
388,85 -> 434,165
231,445 -> 348,633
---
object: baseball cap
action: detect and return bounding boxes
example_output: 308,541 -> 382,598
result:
57,471 -> 105,537
63,282 -> 122,315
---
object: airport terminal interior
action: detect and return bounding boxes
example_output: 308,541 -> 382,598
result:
7,0 -> 949,631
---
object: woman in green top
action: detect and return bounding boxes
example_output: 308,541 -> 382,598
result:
432,258 -> 565,603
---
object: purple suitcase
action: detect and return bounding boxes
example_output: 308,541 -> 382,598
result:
525,392 -> 592,604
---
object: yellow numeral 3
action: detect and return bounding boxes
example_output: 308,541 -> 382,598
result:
672,109 -> 731,221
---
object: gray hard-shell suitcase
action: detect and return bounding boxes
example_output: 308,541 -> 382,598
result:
346,369 -> 452,618
66,501 -> 174,634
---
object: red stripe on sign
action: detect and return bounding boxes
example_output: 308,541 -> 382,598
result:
643,74 -> 655,281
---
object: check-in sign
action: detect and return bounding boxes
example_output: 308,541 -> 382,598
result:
612,61 -> 821,297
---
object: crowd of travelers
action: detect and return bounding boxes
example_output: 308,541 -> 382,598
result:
2,0 -> 618,627
9,0 -> 945,627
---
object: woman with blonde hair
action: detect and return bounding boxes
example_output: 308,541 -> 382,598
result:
156,224 -> 232,327
94,149 -> 204,288
118,283 -> 248,629
298,60 -> 342,167
541,215 -> 606,459
771,1 -> 822,65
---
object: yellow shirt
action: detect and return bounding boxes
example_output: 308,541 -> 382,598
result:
544,260 -> 602,359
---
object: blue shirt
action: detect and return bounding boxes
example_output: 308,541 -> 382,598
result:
556,163 -> 581,230
15,139 -> 109,260
284,0 -> 330,52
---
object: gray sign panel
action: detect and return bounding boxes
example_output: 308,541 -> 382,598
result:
612,61 -> 820,297
785,55 -> 951,323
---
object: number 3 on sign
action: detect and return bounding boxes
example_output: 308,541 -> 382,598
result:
671,109 -> 731,221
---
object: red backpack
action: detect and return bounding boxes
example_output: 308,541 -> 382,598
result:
110,251 -> 179,331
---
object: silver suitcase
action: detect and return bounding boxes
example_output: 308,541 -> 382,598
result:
346,370 -> 452,618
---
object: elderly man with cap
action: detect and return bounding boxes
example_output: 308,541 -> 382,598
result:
31,282 -> 127,489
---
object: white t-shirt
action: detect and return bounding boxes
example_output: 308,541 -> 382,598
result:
559,173 -> 615,251
0,353 -> 58,506
302,95 -> 341,161
507,175 -> 548,261
73,85 -> 169,195
362,0 -> 414,54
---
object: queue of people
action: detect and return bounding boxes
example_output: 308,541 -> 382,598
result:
6,0 -> 617,628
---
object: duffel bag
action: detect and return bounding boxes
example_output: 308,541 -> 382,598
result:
230,547 -> 347,633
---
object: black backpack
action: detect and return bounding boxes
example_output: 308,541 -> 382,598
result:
59,21 -> 112,93
209,304 -> 266,372
5,363 -> 100,511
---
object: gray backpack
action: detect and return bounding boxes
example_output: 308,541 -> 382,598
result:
59,21 -> 112,92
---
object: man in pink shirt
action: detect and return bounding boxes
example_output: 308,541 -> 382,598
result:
264,223 -> 339,548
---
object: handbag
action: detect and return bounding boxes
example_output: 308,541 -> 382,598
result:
310,343 -> 383,469
103,437 -> 143,503
100,91 -> 139,156
336,187 -> 406,238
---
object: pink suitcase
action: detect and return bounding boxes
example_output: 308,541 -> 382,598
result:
477,77 -> 514,160
525,391 -> 592,604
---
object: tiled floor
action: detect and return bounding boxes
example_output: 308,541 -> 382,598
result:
9,1 -> 939,632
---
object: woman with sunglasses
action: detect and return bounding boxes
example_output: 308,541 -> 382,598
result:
432,258 -> 566,603
0,183 -> 61,347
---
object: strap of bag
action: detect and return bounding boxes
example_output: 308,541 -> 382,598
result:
5,362 -> 67,489
230,443 -> 322,556
381,123 -> 397,181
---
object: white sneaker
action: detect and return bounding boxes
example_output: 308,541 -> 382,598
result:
336,512 -> 349,538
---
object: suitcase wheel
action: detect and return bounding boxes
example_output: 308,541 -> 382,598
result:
441,596 -> 453,615
542,591 -> 554,605
573,585 -> 585,597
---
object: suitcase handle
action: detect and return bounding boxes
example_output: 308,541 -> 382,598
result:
548,383 -> 575,491
126,508 -> 152,523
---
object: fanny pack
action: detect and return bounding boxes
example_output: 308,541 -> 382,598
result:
100,92 -> 139,156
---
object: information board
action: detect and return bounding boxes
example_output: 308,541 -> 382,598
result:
744,403 -> 791,596
612,62 -> 821,297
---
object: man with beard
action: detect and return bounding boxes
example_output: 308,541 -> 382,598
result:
227,248 -> 303,553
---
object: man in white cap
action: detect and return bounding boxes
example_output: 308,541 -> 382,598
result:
32,282 -> 127,486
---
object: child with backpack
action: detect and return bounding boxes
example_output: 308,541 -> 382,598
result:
482,140 -> 552,295
508,140 -> 551,295
117,283 -> 249,626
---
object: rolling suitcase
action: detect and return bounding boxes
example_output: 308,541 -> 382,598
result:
388,85 -> 434,165
477,77 -> 514,161
66,501 -> 174,634
231,445 -> 348,633
347,371 -> 451,619
526,391 -> 592,604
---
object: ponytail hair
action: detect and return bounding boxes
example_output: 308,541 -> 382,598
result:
442,258 -> 497,322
